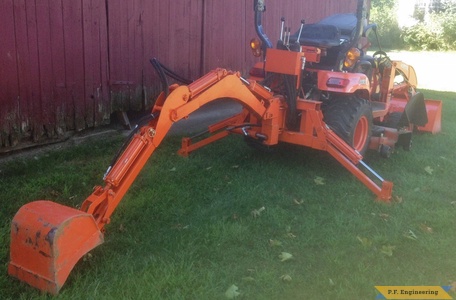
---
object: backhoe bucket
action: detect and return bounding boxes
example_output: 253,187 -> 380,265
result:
8,200 -> 104,294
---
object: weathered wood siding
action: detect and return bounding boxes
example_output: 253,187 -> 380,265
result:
1,0 -> 109,149
0,0 -> 362,151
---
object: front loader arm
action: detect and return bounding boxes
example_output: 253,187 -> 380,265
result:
81,69 -> 269,230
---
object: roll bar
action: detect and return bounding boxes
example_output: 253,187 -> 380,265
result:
253,0 -> 273,53
335,0 -> 367,70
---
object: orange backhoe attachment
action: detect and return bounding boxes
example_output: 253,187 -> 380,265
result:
9,68 -> 393,294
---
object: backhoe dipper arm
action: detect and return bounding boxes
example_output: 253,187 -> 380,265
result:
80,69 -> 268,230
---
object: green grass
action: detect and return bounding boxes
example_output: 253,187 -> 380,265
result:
1,90 -> 456,299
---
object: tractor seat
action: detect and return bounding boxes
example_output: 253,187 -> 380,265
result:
290,13 -> 357,48
317,13 -> 357,40
290,24 -> 341,48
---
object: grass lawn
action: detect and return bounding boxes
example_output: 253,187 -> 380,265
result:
1,89 -> 455,299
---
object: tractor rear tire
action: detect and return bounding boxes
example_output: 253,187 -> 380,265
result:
322,96 -> 373,155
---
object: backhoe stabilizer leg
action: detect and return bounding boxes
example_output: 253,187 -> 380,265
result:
327,144 -> 393,201
324,127 -> 393,201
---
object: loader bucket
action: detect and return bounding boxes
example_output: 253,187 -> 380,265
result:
418,99 -> 442,134
8,200 -> 104,294
390,94 -> 442,134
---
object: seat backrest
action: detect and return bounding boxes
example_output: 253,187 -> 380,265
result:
291,24 -> 341,48
317,13 -> 357,39
287,13 -> 358,70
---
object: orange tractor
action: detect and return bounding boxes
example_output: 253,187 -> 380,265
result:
8,0 -> 441,294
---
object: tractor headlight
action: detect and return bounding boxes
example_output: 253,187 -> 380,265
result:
250,38 -> 262,57
344,47 -> 361,68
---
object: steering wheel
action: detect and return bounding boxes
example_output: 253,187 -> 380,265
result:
373,50 -> 389,60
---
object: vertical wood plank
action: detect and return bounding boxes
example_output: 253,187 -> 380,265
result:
130,0 -> 146,110
0,0 -> 19,146
82,0 -> 95,127
95,0 -> 110,125
158,1 -> 170,67
107,0 -> 130,111
12,0 -> 33,140
49,0 -> 66,136
142,0 -> 161,103
35,0 -> 56,137
23,0 -> 44,141
82,0 -> 110,127
188,0 -> 203,79
62,0 -> 85,130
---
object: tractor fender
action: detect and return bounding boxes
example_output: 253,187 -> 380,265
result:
317,70 -> 370,96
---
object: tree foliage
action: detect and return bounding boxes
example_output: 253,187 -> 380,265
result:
402,3 -> 456,50
369,0 -> 456,50
369,0 -> 404,49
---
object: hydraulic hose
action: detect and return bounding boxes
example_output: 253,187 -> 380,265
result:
284,74 -> 298,129
150,58 -> 193,98
151,58 -> 169,97
159,62 -> 193,84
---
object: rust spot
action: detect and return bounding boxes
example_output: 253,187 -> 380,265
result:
45,227 -> 57,246
25,237 -> 33,245
12,222 -> 19,234
37,217 -> 52,227
39,250 -> 51,258
35,231 -> 41,247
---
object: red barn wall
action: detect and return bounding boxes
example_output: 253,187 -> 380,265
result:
0,0 -> 363,152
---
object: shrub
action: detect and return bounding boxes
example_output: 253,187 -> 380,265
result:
370,0 -> 456,51
440,7 -> 456,49
402,23 -> 441,50
401,4 -> 456,51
